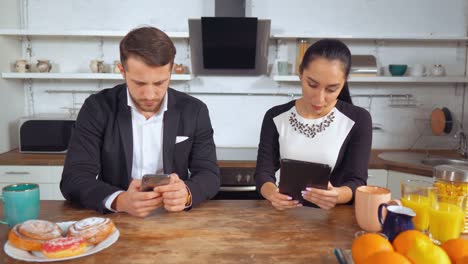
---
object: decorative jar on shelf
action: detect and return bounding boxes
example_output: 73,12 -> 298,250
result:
430,64 -> 445,77
90,59 -> 105,73
295,39 -> 310,75
173,63 -> 185,74
36,59 -> 52,73
14,59 -> 29,73
113,60 -> 121,73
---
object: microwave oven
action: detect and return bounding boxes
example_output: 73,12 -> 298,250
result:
19,116 -> 76,153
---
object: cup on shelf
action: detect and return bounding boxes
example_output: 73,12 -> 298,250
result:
14,59 -> 30,73
410,64 -> 427,77
90,59 -> 105,73
36,59 -> 52,73
277,61 -> 289,76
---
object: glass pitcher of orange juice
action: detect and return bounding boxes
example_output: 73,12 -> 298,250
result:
401,180 -> 435,232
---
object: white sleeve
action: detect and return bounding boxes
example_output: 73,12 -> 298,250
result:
103,191 -> 125,212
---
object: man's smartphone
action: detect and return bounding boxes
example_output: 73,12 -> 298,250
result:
140,174 -> 171,192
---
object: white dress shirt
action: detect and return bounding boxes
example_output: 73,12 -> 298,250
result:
103,88 -> 167,211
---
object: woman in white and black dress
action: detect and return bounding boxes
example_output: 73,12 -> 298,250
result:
255,39 -> 372,210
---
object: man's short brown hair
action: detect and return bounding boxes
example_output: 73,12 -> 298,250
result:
120,27 -> 176,69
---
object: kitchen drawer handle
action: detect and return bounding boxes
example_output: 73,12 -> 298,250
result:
220,186 -> 256,192
5,171 -> 31,175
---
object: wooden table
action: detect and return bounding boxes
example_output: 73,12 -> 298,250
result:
0,200 -> 360,263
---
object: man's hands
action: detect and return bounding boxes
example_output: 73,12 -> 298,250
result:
114,173 -> 189,217
154,174 -> 189,212
114,179 -> 163,217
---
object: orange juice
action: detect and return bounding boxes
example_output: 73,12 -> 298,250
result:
429,202 -> 465,243
402,195 -> 430,231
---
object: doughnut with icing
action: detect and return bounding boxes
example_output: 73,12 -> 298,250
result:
8,220 -> 63,251
42,237 -> 87,258
67,217 -> 115,245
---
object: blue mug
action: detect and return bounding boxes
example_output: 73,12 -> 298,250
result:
0,183 -> 40,226
378,204 -> 415,242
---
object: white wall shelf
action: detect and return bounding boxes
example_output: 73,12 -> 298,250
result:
270,34 -> 468,42
273,75 -> 468,83
1,72 -> 192,81
0,29 -> 189,38
4,30 -> 465,42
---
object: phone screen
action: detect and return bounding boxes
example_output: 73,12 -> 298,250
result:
141,174 -> 171,192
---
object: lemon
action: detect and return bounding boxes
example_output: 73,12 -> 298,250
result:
406,238 -> 451,264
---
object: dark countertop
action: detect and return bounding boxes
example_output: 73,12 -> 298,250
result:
0,149 -> 463,176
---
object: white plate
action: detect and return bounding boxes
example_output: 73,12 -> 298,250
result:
4,221 -> 119,262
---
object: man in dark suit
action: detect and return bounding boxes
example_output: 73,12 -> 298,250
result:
61,27 -> 220,216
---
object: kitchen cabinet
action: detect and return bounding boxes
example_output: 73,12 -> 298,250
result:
387,170 -> 434,199
0,165 -> 64,200
367,169 -> 387,188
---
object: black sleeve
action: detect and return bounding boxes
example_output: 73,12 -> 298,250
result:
336,109 -> 372,200
254,109 -> 281,190
60,97 -> 121,214
184,103 -> 220,207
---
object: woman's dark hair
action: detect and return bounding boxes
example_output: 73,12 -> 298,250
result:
299,39 -> 353,104
120,27 -> 176,70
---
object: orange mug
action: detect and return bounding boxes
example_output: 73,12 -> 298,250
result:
355,186 -> 400,232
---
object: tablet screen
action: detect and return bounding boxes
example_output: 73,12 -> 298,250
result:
279,159 -> 331,208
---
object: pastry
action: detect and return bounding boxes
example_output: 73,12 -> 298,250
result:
42,237 -> 87,258
8,220 -> 63,251
67,217 -> 115,245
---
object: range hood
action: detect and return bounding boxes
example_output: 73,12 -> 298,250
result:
188,0 -> 270,75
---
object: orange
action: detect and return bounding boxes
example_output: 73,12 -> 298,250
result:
456,255 -> 468,264
441,238 -> 468,263
393,230 -> 431,255
364,251 -> 411,264
351,233 -> 393,264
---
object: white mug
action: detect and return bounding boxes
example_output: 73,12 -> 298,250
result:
410,64 -> 426,77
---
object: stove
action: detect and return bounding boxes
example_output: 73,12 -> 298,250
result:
213,148 -> 263,200
212,167 -> 263,200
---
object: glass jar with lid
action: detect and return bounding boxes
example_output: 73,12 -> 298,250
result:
433,165 -> 468,234
295,39 -> 310,75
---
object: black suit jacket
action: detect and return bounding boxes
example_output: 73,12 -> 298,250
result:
60,84 -> 220,213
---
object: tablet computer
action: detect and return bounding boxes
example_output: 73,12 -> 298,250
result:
279,158 -> 331,208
